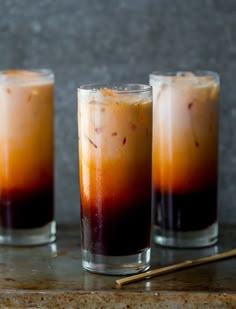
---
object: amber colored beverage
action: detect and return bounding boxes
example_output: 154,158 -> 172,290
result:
78,84 -> 152,275
0,70 -> 55,245
150,71 -> 219,248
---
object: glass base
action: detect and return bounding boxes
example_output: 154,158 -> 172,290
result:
82,248 -> 151,275
0,221 -> 56,246
154,222 -> 218,248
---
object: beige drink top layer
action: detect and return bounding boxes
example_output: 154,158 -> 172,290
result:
78,88 -> 152,205
0,70 -> 54,191
150,75 -> 219,193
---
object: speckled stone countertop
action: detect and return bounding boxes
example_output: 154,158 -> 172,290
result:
0,225 -> 235,308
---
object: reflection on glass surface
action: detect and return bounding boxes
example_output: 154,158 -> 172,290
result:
152,245 -> 219,267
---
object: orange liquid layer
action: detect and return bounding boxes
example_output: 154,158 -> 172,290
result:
80,160 -> 151,208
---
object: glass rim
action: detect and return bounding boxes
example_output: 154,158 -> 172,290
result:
78,83 -> 152,94
0,69 -> 54,81
149,70 -> 219,82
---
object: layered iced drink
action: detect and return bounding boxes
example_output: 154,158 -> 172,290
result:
0,70 -> 55,245
78,84 -> 152,274
150,71 -> 219,247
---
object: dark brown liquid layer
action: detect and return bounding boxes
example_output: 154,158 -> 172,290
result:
81,199 -> 151,256
153,188 -> 217,231
0,188 -> 54,229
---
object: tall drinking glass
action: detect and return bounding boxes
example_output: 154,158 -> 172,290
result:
0,70 -> 55,245
150,71 -> 219,248
78,84 -> 152,274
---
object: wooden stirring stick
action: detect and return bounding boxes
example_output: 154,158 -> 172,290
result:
116,248 -> 236,286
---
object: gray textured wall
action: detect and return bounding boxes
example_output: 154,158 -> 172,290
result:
0,0 -> 236,224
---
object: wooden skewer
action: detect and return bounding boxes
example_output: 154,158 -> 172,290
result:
116,248 -> 236,286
